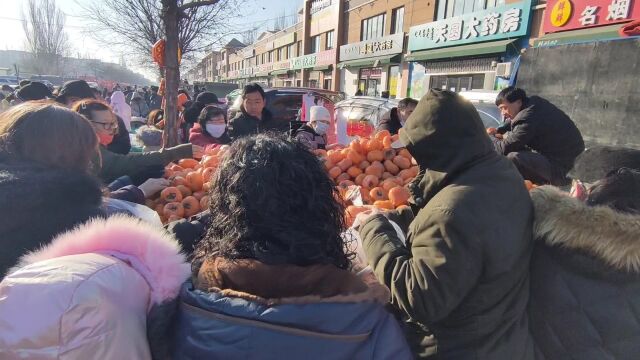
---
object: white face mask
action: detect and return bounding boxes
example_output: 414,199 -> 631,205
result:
206,124 -> 226,138
313,121 -> 330,135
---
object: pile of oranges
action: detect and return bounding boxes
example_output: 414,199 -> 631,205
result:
314,130 -> 420,225
145,146 -> 229,224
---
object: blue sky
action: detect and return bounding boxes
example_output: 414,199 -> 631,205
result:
0,0 -> 303,77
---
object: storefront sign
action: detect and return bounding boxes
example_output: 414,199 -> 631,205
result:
290,49 -> 336,70
543,0 -> 639,33
310,0 -> 334,15
408,0 -> 532,51
360,68 -> 382,78
266,32 -> 296,51
340,33 -> 404,62
274,60 -> 291,70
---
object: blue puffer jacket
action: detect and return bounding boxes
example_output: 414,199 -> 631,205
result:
171,258 -> 412,360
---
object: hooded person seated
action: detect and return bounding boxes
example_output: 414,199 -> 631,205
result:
294,105 -> 330,150
529,148 -> 640,359
171,134 -> 412,359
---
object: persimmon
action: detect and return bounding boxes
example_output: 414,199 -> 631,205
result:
389,186 -> 411,207
362,175 -> 379,188
324,160 -> 335,171
202,156 -> 220,168
327,150 -> 343,164
381,172 -> 393,180
354,173 -> 366,186
200,196 -> 210,210
178,158 -> 199,169
350,140 -> 364,154
328,166 -> 342,179
347,150 -> 365,164
375,130 -> 391,141
338,179 -> 355,188
203,182 -> 212,192
186,171 -> 204,192
367,139 -> 383,152
384,159 -> 400,174
367,150 -> 384,162
393,156 -> 412,170
164,168 -> 175,178
398,169 -> 414,181
337,158 -> 353,172
347,166 -> 363,178
176,184 -> 192,198
163,202 -> 185,218
383,149 -> 396,161
313,149 -> 327,157
360,186 -> 371,203
172,176 -> 187,187
202,167 -> 216,182
398,149 -> 412,160
358,160 -> 371,170
161,187 -> 183,203
193,191 -> 206,201
382,136 -> 392,149
382,178 -> 401,192
373,200 -> 394,210
336,172 -> 351,183
169,164 -> 184,172
345,205 -> 374,227
181,196 -> 201,217
370,187 -> 386,201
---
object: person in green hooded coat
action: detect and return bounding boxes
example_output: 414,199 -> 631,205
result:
357,90 -> 534,359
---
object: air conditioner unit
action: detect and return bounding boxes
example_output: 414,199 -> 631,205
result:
495,62 -> 512,78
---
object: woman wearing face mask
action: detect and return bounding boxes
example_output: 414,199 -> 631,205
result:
73,99 -> 203,184
294,105 -> 330,151
189,105 -> 231,149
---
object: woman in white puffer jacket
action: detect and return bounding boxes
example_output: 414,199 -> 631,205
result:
0,215 -> 190,360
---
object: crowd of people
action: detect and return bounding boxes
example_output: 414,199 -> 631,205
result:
0,78 -> 639,360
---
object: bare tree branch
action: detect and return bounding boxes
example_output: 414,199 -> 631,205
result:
178,0 -> 220,11
22,0 -> 71,75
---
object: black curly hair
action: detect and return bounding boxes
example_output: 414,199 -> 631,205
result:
193,133 -> 353,270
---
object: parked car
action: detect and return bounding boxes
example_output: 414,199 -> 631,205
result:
228,87 -> 345,144
335,92 -> 503,145
0,77 -> 19,87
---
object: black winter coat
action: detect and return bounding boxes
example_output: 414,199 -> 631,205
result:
493,96 -> 584,173
529,186 -> 640,359
227,108 -> 277,140
107,115 -> 132,155
0,161 -> 104,277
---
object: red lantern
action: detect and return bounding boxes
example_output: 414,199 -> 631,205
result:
152,39 -> 166,67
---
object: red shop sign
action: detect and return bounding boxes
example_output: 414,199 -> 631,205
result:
543,0 -> 640,33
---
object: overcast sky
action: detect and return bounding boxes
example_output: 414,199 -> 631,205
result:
0,0 -> 303,79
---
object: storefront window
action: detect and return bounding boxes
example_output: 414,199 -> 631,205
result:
391,7 -> 404,34
436,0 -> 505,20
361,14 -> 386,41
429,73 -> 486,92
288,43 -> 296,58
387,65 -> 400,99
323,78 -> 332,90
359,67 -> 383,97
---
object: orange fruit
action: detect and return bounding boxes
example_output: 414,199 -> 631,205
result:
347,166 -> 363,178
382,136 -> 392,149
176,184 -> 193,198
393,156 -> 412,170
358,160 -> 371,170
350,141 -> 364,154
381,172 -> 393,180
388,186 -> 411,207
398,149 -> 412,160
336,172 -> 351,183
375,130 -> 391,141
362,175 -> 379,188
347,150 -> 365,164
354,173 -> 366,186
366,150 -> 384,163
384,159 -> 400,175
369,187 -> 387,201
181,196 -> 201,217
186,171 -> 204,192
367,139 -> 383,152
328,166 -> 342,179
383,149 -> 396,161
373,200 -> 394,210
178,158 -> 199,169
327,150 -> 343,164
313,149 -> 327,157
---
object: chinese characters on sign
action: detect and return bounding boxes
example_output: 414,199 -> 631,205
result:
408,0 -> 532,51
543,0 -> 639,33
340,33 -> 404,62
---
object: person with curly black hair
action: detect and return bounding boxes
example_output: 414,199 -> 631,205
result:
171,133 -> 411,359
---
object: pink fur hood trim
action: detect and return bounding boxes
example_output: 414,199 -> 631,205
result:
16,215 -> 190,304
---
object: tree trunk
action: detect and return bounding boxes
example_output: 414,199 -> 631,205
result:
162,0 -> 180,147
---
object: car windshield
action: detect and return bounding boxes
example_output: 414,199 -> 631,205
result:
472,102 -> 502,128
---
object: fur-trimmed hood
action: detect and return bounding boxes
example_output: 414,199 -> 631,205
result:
14,215 -> 190,304
531,185 -> 640,273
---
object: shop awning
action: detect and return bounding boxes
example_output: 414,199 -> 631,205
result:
270,69 -> 290,75
338,54 -> 401,69
532,24 -> 624,47
254,72 -> 270,77
405,39 -> 517,62
313,65 -> 332,71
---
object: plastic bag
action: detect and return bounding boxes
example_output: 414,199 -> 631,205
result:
344,218 -> 406,277
103,198 -> 163,226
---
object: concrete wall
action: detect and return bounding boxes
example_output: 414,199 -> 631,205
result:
518,38 -> 640,149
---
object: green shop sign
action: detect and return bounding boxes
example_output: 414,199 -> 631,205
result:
408,0 -> 532,52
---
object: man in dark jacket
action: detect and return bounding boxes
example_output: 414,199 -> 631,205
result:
148,86 -> 162,111
227,83 -> 276,140
490,87 -> 584,185
358,90 -> 534,359
377,97 -> 417,135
